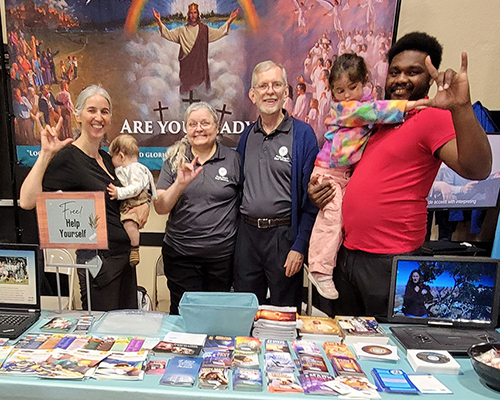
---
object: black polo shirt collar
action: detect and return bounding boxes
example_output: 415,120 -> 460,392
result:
254,110 -> 293,138
187,141 -> 226,165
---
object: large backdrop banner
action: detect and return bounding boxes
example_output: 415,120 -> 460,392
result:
6,0 -> 400,169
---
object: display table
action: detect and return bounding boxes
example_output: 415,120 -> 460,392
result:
1,312 -> 498,400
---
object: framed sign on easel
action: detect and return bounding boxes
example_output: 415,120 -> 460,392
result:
36,192 -> 108,314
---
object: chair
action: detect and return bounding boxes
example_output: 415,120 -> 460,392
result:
42,249 -> 76,310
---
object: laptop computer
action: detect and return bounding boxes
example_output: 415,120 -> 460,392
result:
0,243 -> 42,339
388,255 -> 500,355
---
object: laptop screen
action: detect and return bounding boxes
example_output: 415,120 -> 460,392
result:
388,256 -> 500,329
0,243 -> 42,309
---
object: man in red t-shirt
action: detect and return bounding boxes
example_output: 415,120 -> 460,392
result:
308,32 -> 492,320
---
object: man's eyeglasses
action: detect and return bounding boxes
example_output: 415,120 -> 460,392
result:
253,81 -> 286,92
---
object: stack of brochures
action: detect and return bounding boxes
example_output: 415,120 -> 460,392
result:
160,356 -> 202,387
153,332 -> 206,357
264,339 -> 294,373
334,316 -> 389,344
253,305 -> 298,340
231,336 -> 261,370
299,316 -> 342,343
198,366 -> 229,389
233,367 -> 263,391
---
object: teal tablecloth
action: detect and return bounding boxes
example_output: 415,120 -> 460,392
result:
0,312 -> 498,400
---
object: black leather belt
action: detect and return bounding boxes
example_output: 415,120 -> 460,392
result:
242,215 -> 291,229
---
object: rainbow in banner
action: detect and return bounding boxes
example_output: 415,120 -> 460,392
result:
123,0 -> 260,36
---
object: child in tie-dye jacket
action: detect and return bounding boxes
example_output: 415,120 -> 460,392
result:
308,53 -> 419,300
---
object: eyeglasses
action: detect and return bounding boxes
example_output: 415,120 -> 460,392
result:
187,120 -> 214,129
253,81 -> 286,92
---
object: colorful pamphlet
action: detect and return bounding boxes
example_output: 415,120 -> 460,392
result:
204,335 -> 235,350
83,337 -> 103,350
264,351 -> 295,372
198,366 -> 229,389
40,317 -> 77,334
95,337 -> 116,351
66,336 -> 90,351
110,337 -> 130,352
0,346 -> 14,369
37,349 -> 109,379
54,335 -> 77,350
159,356 -> 202,387
323,342 -> 356,359
235,336 -> 261,353
145,360 -> 166,375
232,350 -> 260,369
153,341 -> 202,357
334,316 -> 388,345
124,337 -> 144,352
324,375 -> 381,398
267,371 -> 303,393
330,356 -> 365,377
38,335 -> 64,350
202,350 -> 232,368
16,334 -> 47,349
233,367 -> 263,391
298,372 -> 336,395
298,354 -> 329,373
291,340 -> 322,356
0,349 -> 52,375
93,351 -> 148,380
299,316 -> 342,343
265,339 -> 290,353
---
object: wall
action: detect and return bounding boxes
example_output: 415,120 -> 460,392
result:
397,0 -> 500,110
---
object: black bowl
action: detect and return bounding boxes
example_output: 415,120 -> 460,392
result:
468,342 -> 500,392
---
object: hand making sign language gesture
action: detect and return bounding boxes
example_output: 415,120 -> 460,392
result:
419,51 -> 492,181
412,52 -> 472,111
19,116 -> 73,210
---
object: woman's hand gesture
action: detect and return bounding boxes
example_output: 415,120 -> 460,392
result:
176,156 -> 203,188
36,116 -> 73,156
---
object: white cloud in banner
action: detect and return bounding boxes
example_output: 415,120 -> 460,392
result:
170,0 -> 219,15
125,29 -> 247,124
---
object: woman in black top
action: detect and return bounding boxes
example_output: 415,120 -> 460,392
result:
403,269 -> 433,317
20,85 -> 146,311
155,102 -> 240,314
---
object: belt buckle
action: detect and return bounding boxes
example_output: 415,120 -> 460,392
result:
257,218 -> 271,229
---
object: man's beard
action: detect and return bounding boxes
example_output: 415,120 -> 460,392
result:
385,82 -> 430,101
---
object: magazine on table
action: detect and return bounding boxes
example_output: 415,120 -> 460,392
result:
37,349 -> 109,379
0,349 -> 52,375
93,351 -> 148,380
